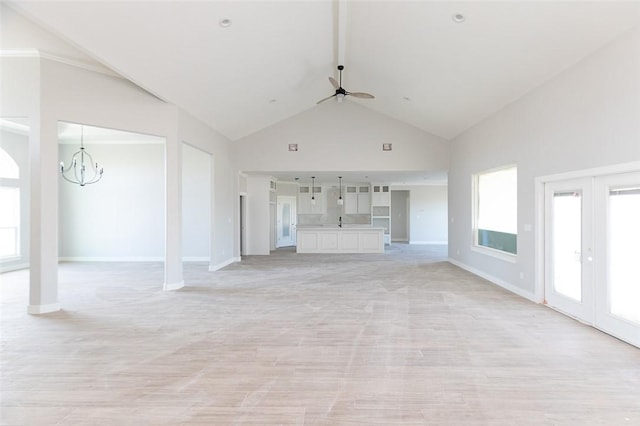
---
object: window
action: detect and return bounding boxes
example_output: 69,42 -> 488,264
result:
473,165 -> 517,256
0,148 -> 19,179
0,148 -> 20,258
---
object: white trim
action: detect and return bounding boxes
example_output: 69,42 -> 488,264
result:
164,280 -> 184,291
409,241 -> 448,245
0,262 -> 29,273
535,161 -> 640,185
58,139 -> 164,146
0,48 -> 121,78
59,257 -> 164,262
209,257 -> 237,271
470,244 -> 517,263
28,303 -> 61,315
448,258 -> 537,303
183,257 -> 209,262
534,160 -> 640,305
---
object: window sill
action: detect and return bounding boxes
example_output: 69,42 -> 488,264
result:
470,244 -> 517,263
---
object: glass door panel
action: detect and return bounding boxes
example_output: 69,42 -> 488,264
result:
544,178 -> 593,324
608,186 -> 640,324
277,196 -> 297,248
552,191 -> 582,302
594,172 -> 640,348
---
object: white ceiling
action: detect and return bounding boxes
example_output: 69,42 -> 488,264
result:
8,1 -> 640,144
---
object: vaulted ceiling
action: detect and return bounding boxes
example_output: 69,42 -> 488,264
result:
6,1 -> 640,142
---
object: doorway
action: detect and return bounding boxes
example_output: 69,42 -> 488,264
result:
276,196 -> 297,248
239,195 -> 246,256
391,190 -> 410,242
544,172 -> 640,347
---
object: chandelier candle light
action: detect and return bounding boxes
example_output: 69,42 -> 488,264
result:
60,126 -> 104,186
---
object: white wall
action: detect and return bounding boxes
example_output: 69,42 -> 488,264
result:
276,181 -> 298,197
58,142 -> 165,260
2,5 -> 238,308
182,143 -> 211,261
233,100 -> 449,174
245,175 -> 271,255
448,26 -> 640,299
391,185 -> 448,244
177,110 -> 236,269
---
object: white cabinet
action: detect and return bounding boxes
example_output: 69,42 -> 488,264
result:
372,184 -> 390,205
371,184 -> 391,245
298,185 -> 324,214
344,186 -> 358,214
344,184 -> 370,214
296,227 -> 384,253
357,186 -> 370,214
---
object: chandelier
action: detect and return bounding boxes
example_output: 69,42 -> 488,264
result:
59,125 -> 103,186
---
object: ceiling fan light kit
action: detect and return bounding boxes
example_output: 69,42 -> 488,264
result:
317,65 -> 375,104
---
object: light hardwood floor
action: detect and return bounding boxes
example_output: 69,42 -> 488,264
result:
1,244 -> 639,425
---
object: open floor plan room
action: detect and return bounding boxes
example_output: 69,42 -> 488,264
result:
2,245 -> 639,425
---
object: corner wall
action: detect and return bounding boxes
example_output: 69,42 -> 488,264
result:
448,26 -> 640,300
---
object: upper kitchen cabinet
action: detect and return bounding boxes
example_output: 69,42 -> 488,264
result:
344,184 -> 370,214
298,184 -> 324,214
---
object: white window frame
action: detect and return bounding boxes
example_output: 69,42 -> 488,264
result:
0,183 -> 20,260
0,147 -> 21,260
471,164 -> 518,262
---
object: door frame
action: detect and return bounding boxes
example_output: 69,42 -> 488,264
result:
535,161 -> 640,345
536,161 -> 640,302
276,196 -> 297,248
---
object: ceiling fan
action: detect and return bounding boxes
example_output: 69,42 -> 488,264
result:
316,65 -> 375,104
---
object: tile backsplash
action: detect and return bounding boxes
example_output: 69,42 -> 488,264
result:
297,214 -> 371,226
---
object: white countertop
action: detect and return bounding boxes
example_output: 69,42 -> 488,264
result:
296,225 -> 384,231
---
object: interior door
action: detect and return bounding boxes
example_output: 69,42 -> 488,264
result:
594,172 -> 640,347
544,178 -> 594,323
276,196 -> 297,248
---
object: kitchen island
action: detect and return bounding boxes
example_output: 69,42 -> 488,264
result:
296,226 -> 385,254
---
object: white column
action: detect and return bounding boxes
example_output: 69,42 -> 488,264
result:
164,132 -> 183,290
28,118 -> 60,314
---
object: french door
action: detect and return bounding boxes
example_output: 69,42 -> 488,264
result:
545,172 -> 640,347
276,196 -> 297,248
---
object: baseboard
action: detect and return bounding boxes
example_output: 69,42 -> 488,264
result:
410,241 -> 448,245
59,257 -> 210,262
164,280 -> 184,291
183,257 -> 209,262
209,257 -> 238,272
0,262 -> 29,273
28,303 -> 60,315
59,257 -> 164,262
447,257 -> 537,303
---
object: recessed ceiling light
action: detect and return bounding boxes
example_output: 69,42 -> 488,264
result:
452,13 -> 465,23
403,96 -> 411,101
269,99 -> 277,104
219,18 -> 232,28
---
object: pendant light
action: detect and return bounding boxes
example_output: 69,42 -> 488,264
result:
337,176 -> 344,206
59,125 -> 104,186
311,176 -> 316,205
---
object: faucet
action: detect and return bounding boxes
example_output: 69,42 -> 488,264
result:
338,216 -> 342,228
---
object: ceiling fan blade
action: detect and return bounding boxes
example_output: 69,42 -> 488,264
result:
316,93 -> 337,104
349,92 -> 375,99
329,77 -> 339,90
